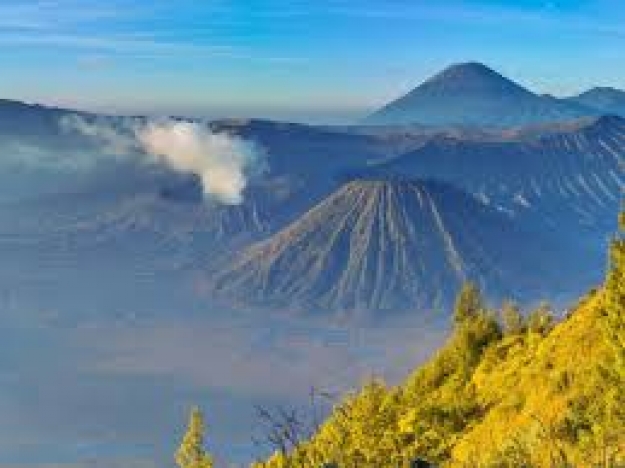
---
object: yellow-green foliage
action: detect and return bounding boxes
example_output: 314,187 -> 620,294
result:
603,212 -> 625,377
176,407 -> 214,468
254,216 -> 625,468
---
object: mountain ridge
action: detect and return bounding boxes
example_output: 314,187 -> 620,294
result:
360,114 -> 624,238
566,86 -> 625,117
364,62 -> 598,127
1,86 -> 621,316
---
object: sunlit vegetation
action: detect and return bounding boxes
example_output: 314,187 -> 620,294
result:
185,214 -> 624,467
176,407 -> 214,468
246,216 -> 625,468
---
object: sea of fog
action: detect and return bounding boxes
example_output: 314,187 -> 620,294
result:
0,159 -> 446,468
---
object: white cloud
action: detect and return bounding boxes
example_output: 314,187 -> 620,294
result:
0,1 -> 304,63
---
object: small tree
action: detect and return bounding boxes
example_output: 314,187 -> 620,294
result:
453,282 -> 485,326
176,407 -> 214,468
501,300 -> 525,335
527,302 -> 555,335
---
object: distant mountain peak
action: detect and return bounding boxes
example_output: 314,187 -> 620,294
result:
567,86 -> 625,118
410,62 -> 529,99
425,61 -> 517,85
581,86 -> 623,95
427,61 -> 498,79
364,62 -> 595,127
441,61 -> 493,72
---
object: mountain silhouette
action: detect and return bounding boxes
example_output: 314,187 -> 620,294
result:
566,86 -> 625,117
364,62 -> 595,127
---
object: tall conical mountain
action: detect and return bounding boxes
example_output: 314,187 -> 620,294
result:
364,62 -> 595,127
566,86 -> 625,117
208,179 -> 567,315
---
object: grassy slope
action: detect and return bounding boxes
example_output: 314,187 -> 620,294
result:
255,218 -> 624,467
452,292 -> 622,466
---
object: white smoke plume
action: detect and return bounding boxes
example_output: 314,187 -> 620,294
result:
137,121 -> 263,205
60,115 -> 266,205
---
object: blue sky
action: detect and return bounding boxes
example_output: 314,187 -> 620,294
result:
1,0 -> 624,122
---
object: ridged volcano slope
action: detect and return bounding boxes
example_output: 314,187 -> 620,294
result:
364,116 -> 624,237
209,180 -> 564,315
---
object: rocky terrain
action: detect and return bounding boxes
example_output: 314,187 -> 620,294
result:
363,115 -> 624,237
1,72 -> 623,317
208,180 -> 568,315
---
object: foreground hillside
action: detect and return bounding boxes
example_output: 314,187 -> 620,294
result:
254,214 -> 624,467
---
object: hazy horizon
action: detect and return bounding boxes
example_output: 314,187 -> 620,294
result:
2,0 -> 625,123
